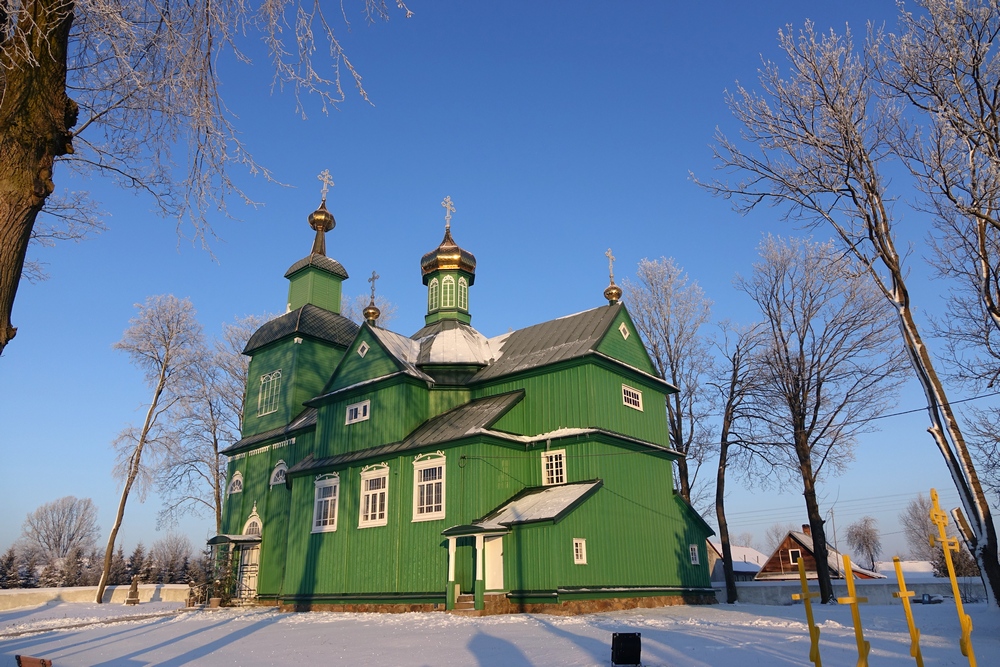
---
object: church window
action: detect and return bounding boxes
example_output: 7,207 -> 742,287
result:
441,275 -> 456,308
243,508 -> 262,536
358,341 -> 370,358
458,277 -> 468,311
619,322 -> 630,340
269,461 -> 288,489
227,471 -> 243,495
257,370 -> 282,416
413,453 -> 445,521
689,544 -> 700,565
313,474 -> 339,533
359,465 -> 389,527
541,450 -> 566,486
622,385 -> 643,411
345,399 -> 370,424
573,538 -> 587,565
428,278 -> 440,312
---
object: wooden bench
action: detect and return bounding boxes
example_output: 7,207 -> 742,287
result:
15,656 -> 52,667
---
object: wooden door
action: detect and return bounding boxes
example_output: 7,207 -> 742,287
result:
484,536 -> 504,591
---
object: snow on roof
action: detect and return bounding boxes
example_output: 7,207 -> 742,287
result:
709,542 -> 767,572
478,481 -> 601,529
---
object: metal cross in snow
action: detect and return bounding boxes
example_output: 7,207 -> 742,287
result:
318,169 -> 335,200
368,270 -> 380,301
606,248 -> 616,282
441,196 -> 455,230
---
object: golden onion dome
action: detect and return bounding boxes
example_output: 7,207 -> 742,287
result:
420,228 -> 477,284
308,199 -> 336,233
604,282 -> 622,305
363,299 -> 381,324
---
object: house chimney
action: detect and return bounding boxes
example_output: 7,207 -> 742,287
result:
802,524 -> 811,536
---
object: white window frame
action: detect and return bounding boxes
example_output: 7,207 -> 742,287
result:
412,453 -> 446,522
622,384 -> 643,411
243,505 -> 262,536
228,471 -> 244,496
345,399 -> 371,425
541,449 -> 566,486
428,278 -> 440,312
619,322 -> 630,340
269,461 -> 288,489
357,341 -> 370,358
573,538 -> 587,565
312,474 -> 339,533
789,549 -> 802,566
458,277 -> 469,311
257,370 -> 282,416
359,464 -> 390,528
689,544 -> 700,565
441,275 -> 456,308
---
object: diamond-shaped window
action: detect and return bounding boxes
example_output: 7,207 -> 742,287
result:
618,322 -> 630,340
358,341 -> 370,358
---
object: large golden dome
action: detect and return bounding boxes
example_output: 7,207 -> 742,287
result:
420,228 -> 476,284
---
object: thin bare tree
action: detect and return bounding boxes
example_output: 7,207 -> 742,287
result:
624,257 -> 714,503
94,295 -> 204,603
736,236 -> 906,602
0,0 -> 411,355
20,496 -> 99,562
845,516 -> 882,571
899,493 -> 942,561
341,294 -> 399,328
763,523 -> 799,554
697,16 -> 1000,606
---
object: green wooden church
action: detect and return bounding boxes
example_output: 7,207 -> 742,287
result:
213,192 -> 715,614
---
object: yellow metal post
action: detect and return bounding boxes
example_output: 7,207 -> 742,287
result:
836,555 -> 871,667
892,556 -> 924,667
930,488 -> 977,667
791,557 -> 822,667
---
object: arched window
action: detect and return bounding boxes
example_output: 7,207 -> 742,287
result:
269,461 -> 288,489
457,277 -> 468,311
441,275 -> 456,308
228,471 -> 244,495
428,278 -> 440,312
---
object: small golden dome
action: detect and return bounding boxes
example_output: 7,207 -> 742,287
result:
604,282 -> 622,305
420,228 -> 477,284
363,299 -> 381,324
309,200 -> 336,233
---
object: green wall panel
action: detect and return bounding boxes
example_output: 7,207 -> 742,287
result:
595,307 -> 659,376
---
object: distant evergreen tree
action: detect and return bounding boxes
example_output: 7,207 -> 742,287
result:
18,552 -> 39,588
109,546 -> 128,585
0,548 -> 17,589
127,543 -> 146,581
38,561 -> 60,588
934,546 -> 981,578
61,547 -> 85,586
139,551 -> 155,583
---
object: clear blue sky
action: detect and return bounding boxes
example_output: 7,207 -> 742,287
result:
0,1 -> 982,558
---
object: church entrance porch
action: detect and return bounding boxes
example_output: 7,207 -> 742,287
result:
443,526 -> 508,611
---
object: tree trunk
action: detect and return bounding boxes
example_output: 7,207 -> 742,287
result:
716,438 -> 738,604
676,456 -> 692,502
0,0 -> 77,355
796,437 -> 834,603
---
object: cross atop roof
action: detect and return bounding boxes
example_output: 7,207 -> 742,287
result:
368,270 -> 380,301
606,248 -> 616,282
318,169 -> 335,201
441,196 -> 455,231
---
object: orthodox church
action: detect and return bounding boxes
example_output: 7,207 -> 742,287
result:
214,185 -> 715,614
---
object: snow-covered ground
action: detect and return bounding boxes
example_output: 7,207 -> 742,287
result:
1,599 -> 998,666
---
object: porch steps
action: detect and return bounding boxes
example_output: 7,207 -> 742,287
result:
449,594 -> 483,615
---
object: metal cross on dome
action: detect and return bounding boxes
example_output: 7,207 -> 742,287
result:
368,270 -> 380,301
606,248 -> 616,282
441,196 -> 455,230
318,169 -> 335,201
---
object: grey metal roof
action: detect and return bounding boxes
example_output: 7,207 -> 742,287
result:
477,480 -> 602,528
411,320 -> 494,366
367,326 -> 435,382
288,391 -> 524,474
471,304 -> 623,382
244,304 -> 359,354
222,408 -> 317,454
284,253 -> 349,279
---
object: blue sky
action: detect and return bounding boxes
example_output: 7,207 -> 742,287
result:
0,1 -> 981,558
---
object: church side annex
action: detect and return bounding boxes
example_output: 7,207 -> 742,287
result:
213,185 -> 715,614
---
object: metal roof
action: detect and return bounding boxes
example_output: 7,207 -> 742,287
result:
471,304 -> 623,382
284,253 -> 349,279
287,391 -> 524,474
244,304 -> 358,354
222,408 -> 317,454
477,480 -> 602,528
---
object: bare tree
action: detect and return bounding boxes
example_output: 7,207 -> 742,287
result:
736,236 -> 906,601
95,295 -> 204,603
764,523 -> 798,554
149,534 -> 193,584
623,257 -> 714,503
900,493 -> 941,561
158,313 -> 272,532
20,496 -> 99,562
711,321 -> 766,603
0,0 -> 411,356
845,516 -> 882,571
731,531 -> 761,552
698,16 -> 1000,606
341,294 -> 399,328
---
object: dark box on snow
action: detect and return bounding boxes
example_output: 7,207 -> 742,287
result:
611,632 -> 641,666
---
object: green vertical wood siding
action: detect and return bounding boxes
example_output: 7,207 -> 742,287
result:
315,380 -> 428,459
596,308 -> 659,376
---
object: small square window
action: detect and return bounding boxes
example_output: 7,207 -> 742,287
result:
689,544 -> 700,565
358,342 -> 370,358
619,322 -> 630,340
622,385 -> 643,411
346,399 -> 371,424
573,538 -> 587,565
541,450 -> 566,486
789,549 -> 802,566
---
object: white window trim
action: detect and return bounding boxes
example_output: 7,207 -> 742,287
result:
358,341 -> 370,358
458,277 -> 469,311
257,370 -> 282,416
359,464 -> 390,528
619,322 -> 630,340
228,471 -> 244,496
573,538 -> 587,565
345,399 -> 371,425
412,452 -> 446,522
312,473 -> 340,533
689,544 -> 700,565
541,449 -> 566,486
441,275 -> 456,308
269,461 -> 288,489
428,278 -> 440,312
243,504 -> 262,536
622,384 -> 643,411
789,549 -> 802,565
